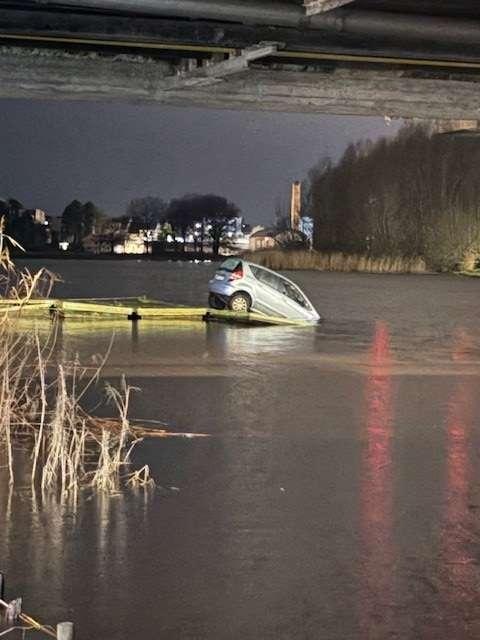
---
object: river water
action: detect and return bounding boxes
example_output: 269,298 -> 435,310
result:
2,260 -> 480,639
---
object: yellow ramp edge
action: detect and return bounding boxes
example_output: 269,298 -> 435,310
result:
0,298 -> 311,327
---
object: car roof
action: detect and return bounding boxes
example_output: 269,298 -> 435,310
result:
241,259 -> 301,289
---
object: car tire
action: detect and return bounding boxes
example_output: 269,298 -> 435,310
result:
228,292 -> 251,313
209,293 -> 225,310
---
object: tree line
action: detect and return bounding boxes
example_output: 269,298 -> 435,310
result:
61,199 -> 104,247
308,124 -> 480,270
61,193 -> 239,256
1,192 -> 241,257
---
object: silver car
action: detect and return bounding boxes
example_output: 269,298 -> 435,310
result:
208,258 -> 321,323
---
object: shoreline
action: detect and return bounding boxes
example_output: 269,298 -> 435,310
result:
241,249 -> 429,274
14,251 -> 480,277
14,251 -> 221,262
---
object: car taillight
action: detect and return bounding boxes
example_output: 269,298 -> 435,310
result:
229,266 -> 243,281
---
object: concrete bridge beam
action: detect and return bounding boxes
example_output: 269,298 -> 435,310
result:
2,46 -> 480,121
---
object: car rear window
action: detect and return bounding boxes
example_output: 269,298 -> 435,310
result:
220,259 -> 241,272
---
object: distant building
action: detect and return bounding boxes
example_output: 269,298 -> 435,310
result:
32,208 -> 47,225
290,181 -> 302,231
222,216 -> 251,254
124,233 -> 149,254
249,227 -> 277,252
80,215 -> 254,256
82,233 -> 114,254
82,216 -> 156,255
299,216 -> 314,246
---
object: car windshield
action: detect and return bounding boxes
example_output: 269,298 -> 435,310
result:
251,265 -> 310,308
219,258 -> 242,272
282,281 -> 309,308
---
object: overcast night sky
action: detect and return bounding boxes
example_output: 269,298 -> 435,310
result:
0,99 -> 401,226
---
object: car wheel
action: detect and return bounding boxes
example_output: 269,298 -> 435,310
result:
208,293 -> 225,310
228,292 -> 251,313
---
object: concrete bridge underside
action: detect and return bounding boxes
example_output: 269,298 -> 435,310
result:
1,0 -> 480,121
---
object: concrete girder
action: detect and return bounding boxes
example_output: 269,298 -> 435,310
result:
303,0 -> 355,16
2,9 -> 480,64
23,0 -> 480,52
430,119 -> 479,134
161,42 -> 280,90
428,118 -> 480,137
2,46 -> 480,121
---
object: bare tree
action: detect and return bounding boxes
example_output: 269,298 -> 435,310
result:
165,194 -> 240,256
308,124 -> 480,270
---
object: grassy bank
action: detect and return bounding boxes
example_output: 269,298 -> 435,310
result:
242,250 -> 427,274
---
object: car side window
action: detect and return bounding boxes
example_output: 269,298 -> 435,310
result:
265,272 -> 283,291
250,265 -> 262,280
251,266 -> 276,288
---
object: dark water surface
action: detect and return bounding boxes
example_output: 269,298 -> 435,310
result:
2,260 -> 480,639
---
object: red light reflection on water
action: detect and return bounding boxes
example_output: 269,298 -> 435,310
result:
359,321 -> 395,638
440,328 -> 476,628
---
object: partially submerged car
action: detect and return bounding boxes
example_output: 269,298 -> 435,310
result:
208,258 -> 321,324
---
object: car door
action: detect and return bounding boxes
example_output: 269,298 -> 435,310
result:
248,266 -> 280,315
250,266 -> 294,317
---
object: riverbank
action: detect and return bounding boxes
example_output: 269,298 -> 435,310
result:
13,250 -> 220,262
19,249 -> 480,276
242,249 -> 427,274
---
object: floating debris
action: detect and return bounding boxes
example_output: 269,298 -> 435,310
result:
87,417 -> 210,440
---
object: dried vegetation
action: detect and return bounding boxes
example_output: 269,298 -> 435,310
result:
0,222 -> 155,494
243,249 -> 427,274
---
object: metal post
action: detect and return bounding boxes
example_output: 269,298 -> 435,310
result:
0,573 -> 4,601
57,622 -> 75,640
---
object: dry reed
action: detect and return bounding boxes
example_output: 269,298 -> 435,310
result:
242,249 -> 427,274
0,219 -> 152,493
